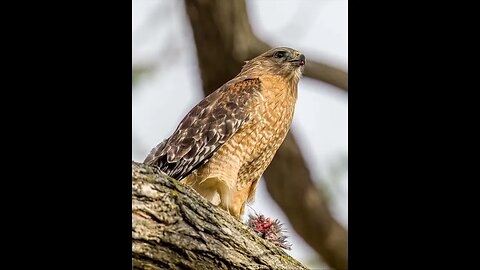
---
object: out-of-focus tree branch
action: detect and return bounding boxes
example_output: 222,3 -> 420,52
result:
184,0 -> 347,93
263,133 -> 348,270
245,38 -> 348,91
184,0 -> 347,269
302,60 -> 347,91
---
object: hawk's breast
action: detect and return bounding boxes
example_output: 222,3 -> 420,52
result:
234,76 -> 298,189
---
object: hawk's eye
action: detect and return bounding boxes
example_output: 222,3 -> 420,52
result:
273,51 -> 286,59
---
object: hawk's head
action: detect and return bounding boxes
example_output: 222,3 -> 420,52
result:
241,47 -> 306,82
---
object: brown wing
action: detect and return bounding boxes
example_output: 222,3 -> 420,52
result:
143,77 -> 261,180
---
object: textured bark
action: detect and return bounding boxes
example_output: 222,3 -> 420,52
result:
132,161 -> 307,270
184,1 -> 347,269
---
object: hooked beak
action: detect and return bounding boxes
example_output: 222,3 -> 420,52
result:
289,52 -> 306,66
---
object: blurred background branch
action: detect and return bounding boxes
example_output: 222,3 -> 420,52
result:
183,0 -> 347,93
263,133 -> 347,270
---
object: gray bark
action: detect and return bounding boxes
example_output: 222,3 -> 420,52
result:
132,161 -> 308,270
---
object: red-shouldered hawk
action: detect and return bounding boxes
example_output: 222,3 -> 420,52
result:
144,47 -> 306,218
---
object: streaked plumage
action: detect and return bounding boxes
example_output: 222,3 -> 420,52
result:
144,47 -> 306,218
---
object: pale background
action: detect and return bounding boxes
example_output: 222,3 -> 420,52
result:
132,0 -> 347,267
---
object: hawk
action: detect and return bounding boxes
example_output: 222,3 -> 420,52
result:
144,47 -> 306,218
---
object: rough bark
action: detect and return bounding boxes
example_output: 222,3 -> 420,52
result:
184,1 -> 347,269
132,161 -> 307,270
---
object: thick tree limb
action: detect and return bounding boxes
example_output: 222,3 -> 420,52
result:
184,1 -> 348,269
132,161 -> 307,270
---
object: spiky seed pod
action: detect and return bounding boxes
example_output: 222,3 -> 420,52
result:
247,213 -> 291,250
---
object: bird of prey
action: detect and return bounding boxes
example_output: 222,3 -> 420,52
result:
144,47 -> 306,218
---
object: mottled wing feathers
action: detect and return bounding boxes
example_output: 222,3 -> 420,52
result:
143,78 -> 261,180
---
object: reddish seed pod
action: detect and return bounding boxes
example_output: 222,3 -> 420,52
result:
247,213 -> 291,250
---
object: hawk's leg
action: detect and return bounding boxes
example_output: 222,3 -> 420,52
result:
228,182 -> 253,219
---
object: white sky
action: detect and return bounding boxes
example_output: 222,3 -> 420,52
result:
132,0 -> 347,267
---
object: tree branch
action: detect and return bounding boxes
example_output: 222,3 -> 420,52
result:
302,60 -> 347,91
132,161 -> 307,270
